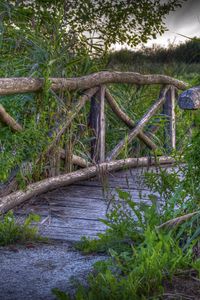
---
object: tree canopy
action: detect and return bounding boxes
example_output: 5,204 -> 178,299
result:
1,0 -> 185,54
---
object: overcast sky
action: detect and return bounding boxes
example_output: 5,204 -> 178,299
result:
147,0 -> 200,47
115,0 -> 200,49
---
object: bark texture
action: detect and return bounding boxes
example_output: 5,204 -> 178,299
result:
105,89 -> 157,150
178,86 -> 200,110
0,105 -> 22,132
106,86 -> 169,161
0,156 -> 175,213
0,72 -> 187,95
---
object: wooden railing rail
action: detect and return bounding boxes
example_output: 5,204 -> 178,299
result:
0,71 -> 191,201
0,72 -> 187,95
3,72 -> 200,212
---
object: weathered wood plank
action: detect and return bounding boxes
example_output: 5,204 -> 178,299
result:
17,215 -> 106,230
0,156 -> 175,213
41,186 -> 156,200
13,165 -> 175,241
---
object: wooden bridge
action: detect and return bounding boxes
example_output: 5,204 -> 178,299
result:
0,71 -> 199,241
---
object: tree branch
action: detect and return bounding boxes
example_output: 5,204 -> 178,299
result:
0,156 -> 175,213
0,72 -> 187,95
106,86 -> 169,161
105,89 -> 157,150
0,105 -> 22,132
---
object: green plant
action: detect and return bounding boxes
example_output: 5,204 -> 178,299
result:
0,211 -> 42,246
54,228 -> 192,300
55,184 -> 200,299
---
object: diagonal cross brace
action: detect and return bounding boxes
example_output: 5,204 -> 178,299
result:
106,86 -> 170,161
105,89 -> 157,151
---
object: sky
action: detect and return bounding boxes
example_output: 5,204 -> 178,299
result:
116,0 -> 200,49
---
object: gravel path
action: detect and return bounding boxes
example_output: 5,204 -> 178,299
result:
0,242 -> 106,300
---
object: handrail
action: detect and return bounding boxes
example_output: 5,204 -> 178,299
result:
0,71 -> 193,201
0,71 -> 188,95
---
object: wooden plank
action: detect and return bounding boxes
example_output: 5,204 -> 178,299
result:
39,231 -> 98,241
41,187 -> 154,201
16,206 -> 107,220
13,165 -> 175,242
16,215 -> 107,230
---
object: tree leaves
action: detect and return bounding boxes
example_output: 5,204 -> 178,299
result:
1,0 -> 186,54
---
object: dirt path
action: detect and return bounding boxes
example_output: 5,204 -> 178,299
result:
0,242 -> 106,300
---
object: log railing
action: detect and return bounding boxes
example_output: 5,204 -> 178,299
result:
0,71 -> 194,212
0,72 -> 188,164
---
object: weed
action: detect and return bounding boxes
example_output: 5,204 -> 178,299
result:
0,211 -> 42,246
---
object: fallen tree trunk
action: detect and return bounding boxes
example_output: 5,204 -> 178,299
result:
0,156 -> 175,213
0,105 -> 22,132
0,72 -> 187,96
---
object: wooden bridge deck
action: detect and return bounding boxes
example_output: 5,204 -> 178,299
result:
14,165 -> 174,241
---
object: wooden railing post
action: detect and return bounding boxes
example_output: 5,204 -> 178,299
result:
89,85 -> 106,163
162,86 -> 176,152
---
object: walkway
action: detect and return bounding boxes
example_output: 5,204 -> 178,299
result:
14,165 -> 173,241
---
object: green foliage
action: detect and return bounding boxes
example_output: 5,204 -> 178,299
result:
55,230 -> 192,300
183,131 -> 200,202
0,211 -> 41,246
109,39 -> 200,66
1,0 -> 185,52
55,182 -> 200,299
76,189 -> 161,255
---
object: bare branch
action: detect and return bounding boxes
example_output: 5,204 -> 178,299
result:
0,105 -> 22,132
0,72 -> 187,95
0,156 -> 175,213
106,86 -> 170,161
105,89 -> 157,150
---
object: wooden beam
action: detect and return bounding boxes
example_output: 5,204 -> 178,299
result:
0,155 -> 176,213
89,94 -> 100,162
105,89 -> 157,150
99,86 -> 106,163
178,86 -> 200,110
106,86 -> 169,161
45,87 -> 98,157
0,104 -> 22,132
60,149 -> 92,168
0,72 -> 187,95
88,86 -> 106,163
162,86 -> 176,152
